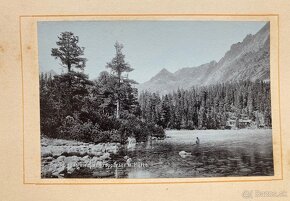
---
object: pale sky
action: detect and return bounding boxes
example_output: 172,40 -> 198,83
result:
38,21 -> 267,83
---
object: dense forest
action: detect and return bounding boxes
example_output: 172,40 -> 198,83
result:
40,32 -> 164,144
139,81 -> 272,130
40,31 -> 272,145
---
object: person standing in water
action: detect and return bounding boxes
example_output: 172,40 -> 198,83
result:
196,137 -> 200,145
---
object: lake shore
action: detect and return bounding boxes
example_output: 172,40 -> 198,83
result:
41,128 -> 273,178
41,137 -> 122,178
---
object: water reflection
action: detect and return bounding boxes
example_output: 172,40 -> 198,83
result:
85,129 -> 274,178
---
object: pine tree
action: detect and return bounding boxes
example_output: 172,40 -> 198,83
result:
51,32 -> 87,73
106,42 -> 134,118
161,95 -> 171,128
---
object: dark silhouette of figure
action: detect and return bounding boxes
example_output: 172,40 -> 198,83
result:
196,137 -> 200,145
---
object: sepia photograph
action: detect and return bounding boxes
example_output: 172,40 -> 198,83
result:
38,20 -> 273,179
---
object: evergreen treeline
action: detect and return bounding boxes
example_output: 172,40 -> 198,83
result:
139,81 -> 272,130
40,32 -> 164,143
40,31 -> 272,145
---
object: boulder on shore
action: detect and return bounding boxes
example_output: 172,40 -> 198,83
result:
179,151 -> 192,158
41,137 -> 121,178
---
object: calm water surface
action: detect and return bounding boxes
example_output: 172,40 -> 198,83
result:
97,129 -> 274,178
71,129 -> 274,178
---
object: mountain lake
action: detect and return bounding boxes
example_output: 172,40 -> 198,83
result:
60,129 -> 273,178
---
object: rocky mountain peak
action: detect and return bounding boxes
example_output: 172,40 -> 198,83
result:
138,22 -> 270,94
149,68 -> 175,82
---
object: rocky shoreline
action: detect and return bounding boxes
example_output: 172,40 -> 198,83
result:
41,137 -> 122,178
41,129 -> 274,178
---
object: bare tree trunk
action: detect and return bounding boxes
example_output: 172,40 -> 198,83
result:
67,62 -> 73,115
67,62 -> 71,73
116,99 -> 120,119
116,71 -> 121,119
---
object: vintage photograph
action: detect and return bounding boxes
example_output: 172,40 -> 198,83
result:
38,20 -> 273,179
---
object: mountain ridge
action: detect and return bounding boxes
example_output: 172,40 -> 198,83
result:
138,22 -> 270,94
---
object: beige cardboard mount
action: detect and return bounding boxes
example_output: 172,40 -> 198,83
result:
1,1 -> 290,201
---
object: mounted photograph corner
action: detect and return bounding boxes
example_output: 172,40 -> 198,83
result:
37,20 -> 274,179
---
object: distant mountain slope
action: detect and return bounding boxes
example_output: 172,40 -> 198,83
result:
138,22 -> 270,94
140,68 -> 177,94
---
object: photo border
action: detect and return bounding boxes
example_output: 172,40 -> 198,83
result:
19,14 -> 282,185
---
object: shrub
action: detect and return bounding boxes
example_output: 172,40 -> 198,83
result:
96,115 -> 121,131
118,116 -> 163,142
78,110 -> 99,124
148,124 -> 165,139
119,116 -> 149,144
109,129 -> 122,143
91,130 -> 110,143
133,121 -> 150,142
79,121 -> 94,142
57,116 -> 95,142
41,117 -> 61,138
47,113 -> 165,144
91,129 -> 121,143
